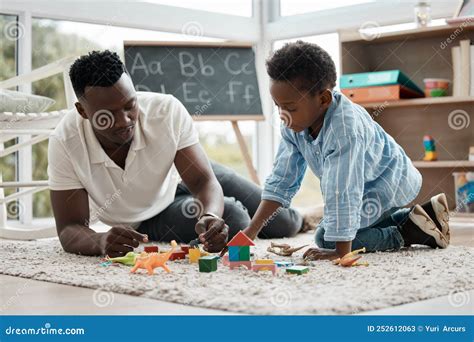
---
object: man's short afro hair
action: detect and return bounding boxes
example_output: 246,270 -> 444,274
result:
69,50 -> 126,97
266,40 -> 337,95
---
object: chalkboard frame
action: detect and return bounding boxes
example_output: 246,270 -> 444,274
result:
123,41 -> 265,122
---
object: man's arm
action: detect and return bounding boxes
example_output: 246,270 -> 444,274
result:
174,143 -> 228,252
50,189 -> 147,256
174,143 -> 224,218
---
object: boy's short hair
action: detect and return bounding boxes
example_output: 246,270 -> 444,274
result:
69,50 -> 126,97
266,40 -> 337,95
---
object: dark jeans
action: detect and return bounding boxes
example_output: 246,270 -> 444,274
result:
138,162 -> 303,243
315,207 -> 411,252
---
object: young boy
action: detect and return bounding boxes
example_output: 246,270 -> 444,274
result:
243,41 -> 450,260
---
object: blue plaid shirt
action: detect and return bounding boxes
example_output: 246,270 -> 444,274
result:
262,90 -> 422,242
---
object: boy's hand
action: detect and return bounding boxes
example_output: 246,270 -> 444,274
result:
303,248 -> 339,261
99,226 -> 148,258
196,216 -> 229,253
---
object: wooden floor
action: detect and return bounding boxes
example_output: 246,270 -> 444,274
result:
1,223 -> 472,315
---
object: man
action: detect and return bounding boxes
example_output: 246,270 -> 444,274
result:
49,50 -> 312,258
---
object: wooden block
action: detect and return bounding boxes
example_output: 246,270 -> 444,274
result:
189,248 -> 201,263
286,266 -> 309,275
199,256 -> 218,272
239,246 -> 250,261
180,245 -> 191,254
252,264 -> 276,275
228,261 -> 252,270
228,246 -> 240,261
255,259 -> 274,265
222,254 -> 229,266
275,261 -> 294,268
144,246 -> 159,253
169,250 -> 186,261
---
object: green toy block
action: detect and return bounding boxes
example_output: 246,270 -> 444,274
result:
286,266 -> 309,275
239,246 -> 250,261
199,256 -> 218,272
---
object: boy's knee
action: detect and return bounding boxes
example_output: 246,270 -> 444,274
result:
223,197 -> 251,236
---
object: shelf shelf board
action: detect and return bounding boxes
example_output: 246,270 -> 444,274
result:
340,22 -> 474,43
413,160 -> 474,168
358,96 -> 474,109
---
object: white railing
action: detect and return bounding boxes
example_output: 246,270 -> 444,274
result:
0,56 -> 77,240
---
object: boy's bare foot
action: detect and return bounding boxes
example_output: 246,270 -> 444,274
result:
298,204 -> 324,233
421,193 -> 450,243
399,205 -> 449,249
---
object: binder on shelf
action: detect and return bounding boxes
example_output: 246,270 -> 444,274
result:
452,46 -> 462,97
459,39 -> 471,97
470,45 -> 474,96
340,70 -> 424,95
342,84 -> 424,103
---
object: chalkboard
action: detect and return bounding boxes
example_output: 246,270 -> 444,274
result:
124,42 -> 264,120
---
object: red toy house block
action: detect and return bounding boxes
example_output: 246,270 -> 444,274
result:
169,250 -> 186,261
180,245 -> 191,254
144,246 -> 159,253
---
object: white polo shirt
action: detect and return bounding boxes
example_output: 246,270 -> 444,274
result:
47,92 -> 199,228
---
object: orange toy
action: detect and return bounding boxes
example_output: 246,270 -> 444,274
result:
333,247 -> 369,267
131,240 -> 177,275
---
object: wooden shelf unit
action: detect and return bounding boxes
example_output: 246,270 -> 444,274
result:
339,24 -> 474,210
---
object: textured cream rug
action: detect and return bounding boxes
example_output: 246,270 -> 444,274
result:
0,232 -> 473,315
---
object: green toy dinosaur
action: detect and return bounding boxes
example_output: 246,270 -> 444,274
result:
106,252 -> 140,266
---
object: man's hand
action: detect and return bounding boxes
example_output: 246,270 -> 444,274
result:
303,248 -> 339,261
195,216 -> 229,253
99,226 -> 148,257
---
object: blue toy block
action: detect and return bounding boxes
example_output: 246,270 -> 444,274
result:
228,246 -> 240,261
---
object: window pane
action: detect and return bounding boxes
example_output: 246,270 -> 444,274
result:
144,0 -> 252,17
31,18 -> 256,217
0,14 -> 19,219
280,0 -> 375,17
